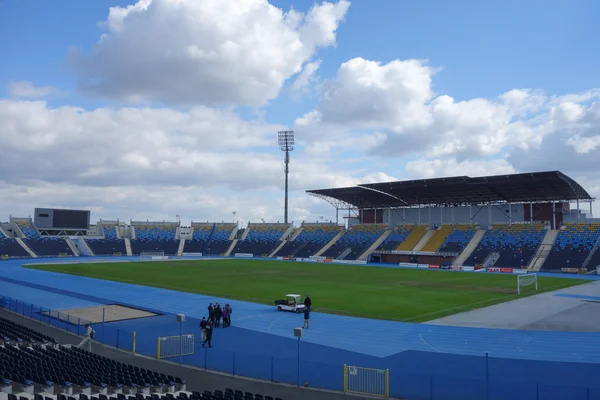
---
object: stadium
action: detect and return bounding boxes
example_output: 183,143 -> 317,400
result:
2,170 -> 600,400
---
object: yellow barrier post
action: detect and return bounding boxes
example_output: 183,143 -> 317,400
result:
385,369 -> 389,399
132,331 -> 136,354
157,337 -> 161,359
343,364 -> 348,394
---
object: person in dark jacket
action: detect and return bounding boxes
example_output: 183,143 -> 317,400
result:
214,303 -> 222,327
302,307 -> 310,329
208,303 -> 215,325
199,317 -> 207,342
304,295 -> 312,312
202,322 -> 213,348
222,307 -> 228,328
225,304 -> 232,327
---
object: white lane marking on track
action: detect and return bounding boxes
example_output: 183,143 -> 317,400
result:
268,314 -> 286,333
418,333 -> 440,352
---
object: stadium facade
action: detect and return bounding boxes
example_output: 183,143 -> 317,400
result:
1,171 -> 600,274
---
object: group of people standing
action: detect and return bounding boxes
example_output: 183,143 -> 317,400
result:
199,302 -> 232,347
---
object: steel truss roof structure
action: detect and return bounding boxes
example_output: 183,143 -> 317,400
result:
307,171 -> 593,210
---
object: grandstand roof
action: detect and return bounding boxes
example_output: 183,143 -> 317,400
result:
307,171 -> 592,209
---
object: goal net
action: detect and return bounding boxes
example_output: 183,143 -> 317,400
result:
517,273 -> 538,294
140,251 -> 168,262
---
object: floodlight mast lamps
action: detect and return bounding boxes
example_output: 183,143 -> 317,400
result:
278,131 -> 295,224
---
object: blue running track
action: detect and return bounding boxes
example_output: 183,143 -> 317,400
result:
1,257 -> 600,400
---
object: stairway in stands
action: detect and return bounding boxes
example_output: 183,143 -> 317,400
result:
419,225 -> 454,252
528,229 -> 558,271
396,225 -> 428,251
453,229 -> 486,266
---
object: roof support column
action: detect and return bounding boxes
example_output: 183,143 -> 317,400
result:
488,204 -> 492,229
509,203 -> 512,225
403,208 -> 406,223
577,199 -> 580,222
469,205 -> 472,222
552,201 -> 556,229
374,208 -> 377,225
530,202 -> 533,226
591,201 -> 593,218
336,208 -> 339,226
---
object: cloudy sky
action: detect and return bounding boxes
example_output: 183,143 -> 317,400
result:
1,0 -> 599,225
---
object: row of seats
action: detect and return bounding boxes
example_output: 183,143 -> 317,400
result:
0,318 -> 57,344
465,224 -> 545,269
420,225 -> 454,252
438,225 -> 477,253
233,224 -> 289,256
542,223 -> 600,271
85,224 -> 126,256
396,225 -> 427,251
183,224 -> 236,255
5,390 -> 281,400
0,344 -> 184,391
0,236 -> 30,258
0,228 -> 73,258
130,224 -> 179,255
322,225 -> 387,260
183,225 -> 214,253
195,389 -> 281,400
274,224 -> 343,258
14,221 -> 39,239
378,225 -> 414,250
23,238 -> 74,257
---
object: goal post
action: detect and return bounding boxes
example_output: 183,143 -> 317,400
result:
140,251 -> 168,261
517,273 -> 538,294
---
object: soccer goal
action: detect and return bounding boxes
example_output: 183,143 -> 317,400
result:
517,273 -> 538,294
140,251 -> 168,262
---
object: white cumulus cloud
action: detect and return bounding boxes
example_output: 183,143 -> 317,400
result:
69,0 -> 350,107
8,81 -> 57,99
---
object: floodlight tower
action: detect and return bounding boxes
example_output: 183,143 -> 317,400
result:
278,130 -> 295,224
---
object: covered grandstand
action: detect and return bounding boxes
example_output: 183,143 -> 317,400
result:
307,171 -> 593,227
308,171 -> 599,272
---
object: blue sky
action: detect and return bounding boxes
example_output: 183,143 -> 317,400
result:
0,0 -> 599,224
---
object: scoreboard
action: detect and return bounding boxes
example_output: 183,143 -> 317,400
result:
34,208 -> 91,230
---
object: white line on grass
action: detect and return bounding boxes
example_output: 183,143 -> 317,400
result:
408,282 -> 578,322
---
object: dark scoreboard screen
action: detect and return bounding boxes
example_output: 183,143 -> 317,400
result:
53,209 -> 90,230
34,208 -> 91,230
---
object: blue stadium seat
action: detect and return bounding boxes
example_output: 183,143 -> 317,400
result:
13,220 -> 74,257
23,237 -> 74,257
0,231 -> 29,258
438,224 -> 477,253
542,223 -> 600,271
465,224 -> 545,268
130,224 -> 179,255
322,225 -> 387,260
377,225 -> 413,250
234,224 -> 289,256
275,224 -> 343,258
0,317 -> 57,344
183,224 -> 214,253
0,343 -> 184,392
84,223 -> 127,256
204,224 -> 236,255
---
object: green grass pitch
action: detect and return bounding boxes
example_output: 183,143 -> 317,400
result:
27,259 -> 586,322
